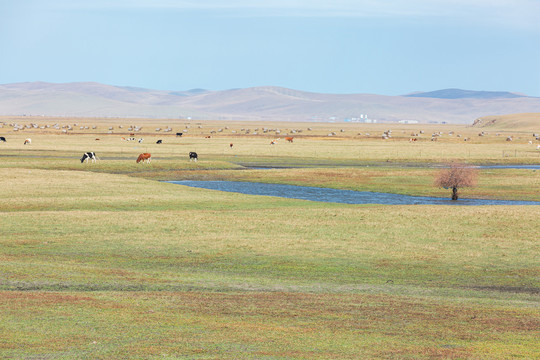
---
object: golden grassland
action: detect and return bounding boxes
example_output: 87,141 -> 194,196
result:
1,117 -> 539,359
2,114 -> 539,138
1,118 -> 540,165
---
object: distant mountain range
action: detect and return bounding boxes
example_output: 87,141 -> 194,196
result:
1,82 -> 539,124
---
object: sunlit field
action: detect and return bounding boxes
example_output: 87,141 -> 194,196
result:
1,117 -> 539,359
1,116 -> 539,165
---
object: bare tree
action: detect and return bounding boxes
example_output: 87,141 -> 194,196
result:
435,163 -> 478,200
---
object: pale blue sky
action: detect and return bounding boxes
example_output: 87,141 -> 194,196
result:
1,0 -> 539,96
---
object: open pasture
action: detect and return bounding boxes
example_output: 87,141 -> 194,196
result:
1,117 -> 539,359
1,117 -> 540,166
2,115 -> 539,142
3,116 -> 478,137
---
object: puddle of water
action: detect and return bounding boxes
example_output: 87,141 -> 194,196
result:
167,180 -> 540,205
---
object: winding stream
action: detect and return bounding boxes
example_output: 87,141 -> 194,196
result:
168,180 -> 540,205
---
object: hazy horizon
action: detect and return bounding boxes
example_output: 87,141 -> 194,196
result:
1,80 -> 536,98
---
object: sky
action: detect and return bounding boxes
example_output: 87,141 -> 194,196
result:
1,0 -> 539,96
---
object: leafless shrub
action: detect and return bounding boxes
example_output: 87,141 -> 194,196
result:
435,163 -> 478,200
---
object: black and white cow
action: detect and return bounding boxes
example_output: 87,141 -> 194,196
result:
156,139 -> 162,144
189,152 -> 198,161
0,136 -> 6,142
81,152 -> 97,163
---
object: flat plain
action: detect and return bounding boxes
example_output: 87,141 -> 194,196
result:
1,116 -> 539,359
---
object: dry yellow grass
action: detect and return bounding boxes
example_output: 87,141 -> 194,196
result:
473,112 -> 540,130
1,123 -> 540,166
2,115 -> 538,140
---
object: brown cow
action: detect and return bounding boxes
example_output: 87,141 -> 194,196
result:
136,153 -> 151,163
285,137 -> 293,143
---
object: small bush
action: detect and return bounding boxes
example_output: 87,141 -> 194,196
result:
435,163 -> 478,200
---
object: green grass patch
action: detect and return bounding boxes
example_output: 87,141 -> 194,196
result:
1,131 -> 539,359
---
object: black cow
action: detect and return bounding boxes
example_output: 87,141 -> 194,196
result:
81,152 -> 97,163
176,132 -> 183,137
156,139 -> 162,144
189,152 -> 198,161
0,136 -> 6,142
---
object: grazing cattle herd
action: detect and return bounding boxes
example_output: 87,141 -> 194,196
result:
0,132 -> 204,164
1,123 -> 539,169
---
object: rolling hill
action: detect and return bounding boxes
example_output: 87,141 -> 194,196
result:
1,82 -> 539,124
472,113 -> 540,130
